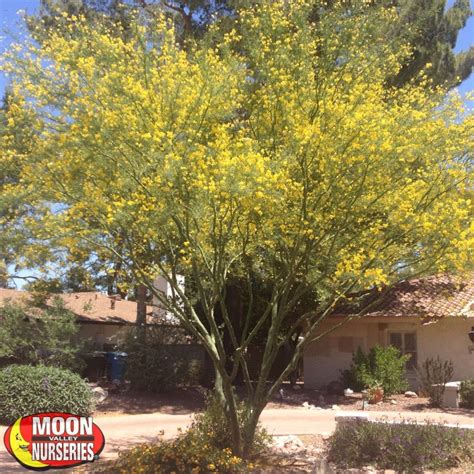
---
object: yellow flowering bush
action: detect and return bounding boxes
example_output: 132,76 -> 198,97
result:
115,437 -> 250,474
114,396 -> 268,473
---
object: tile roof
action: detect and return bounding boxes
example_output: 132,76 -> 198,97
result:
0,289 -> 155,325
58,292 -> 154,324
2,273 -> 473,325
360,274 -> 474,319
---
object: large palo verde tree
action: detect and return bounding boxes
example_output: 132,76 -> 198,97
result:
1,0 -> 472,455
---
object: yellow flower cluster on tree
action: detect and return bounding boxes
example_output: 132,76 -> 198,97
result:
1,0 -> 472,456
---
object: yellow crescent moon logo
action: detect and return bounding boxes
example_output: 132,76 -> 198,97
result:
9,418 -> 48,469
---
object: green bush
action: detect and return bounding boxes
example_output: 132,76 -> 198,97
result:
340,345 -> 409,396
416,357 -> 453,407
328,420 -> 474,472
0,365 -> 95,423
460,380 -> 474,409
114,395 -> 270,473
123,328 -> 202,392
0,299 -> 84,372
192,394 -> 271,454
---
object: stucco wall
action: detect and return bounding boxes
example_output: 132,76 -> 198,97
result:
304,317 -> 474,389
417,318 -> 474,382
304,320 -> 368,389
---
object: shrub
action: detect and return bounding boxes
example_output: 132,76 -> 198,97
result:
367,383 -> 384,404
340,347 -> 369,392
416,357 -> 454,407
0,299 -> 84,372
340,345 -> 409,396
328,419 -> 474,472
460,380 -> 474,409
114,395 -> 270,473
192,394 -> 271,454
115,434 -> 250,473
0,365 -> 94,423
123,328 -> 202,392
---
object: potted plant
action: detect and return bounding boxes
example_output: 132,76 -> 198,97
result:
367,383 -> 384,404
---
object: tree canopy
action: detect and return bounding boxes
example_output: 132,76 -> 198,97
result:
0,297 -> 83,371
28,0 -> 474,87
1,0 -> 472,455
389,0 -> 473,88
3,0 -> 471,287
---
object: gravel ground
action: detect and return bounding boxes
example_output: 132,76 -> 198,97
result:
95,386 -> 473,417
266,388 -> 473,415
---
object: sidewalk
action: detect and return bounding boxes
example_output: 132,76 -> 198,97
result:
1,408 -> 473,472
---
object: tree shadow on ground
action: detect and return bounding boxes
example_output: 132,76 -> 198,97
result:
95,386 -> 206,415
95,384 -> 474,418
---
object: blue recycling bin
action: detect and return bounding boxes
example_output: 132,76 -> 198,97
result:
106,351 -> 128,381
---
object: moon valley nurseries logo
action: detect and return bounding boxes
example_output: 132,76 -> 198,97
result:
3,412 -> 105,470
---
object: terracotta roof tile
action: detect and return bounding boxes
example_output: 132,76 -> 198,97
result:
364,274 -> 474,319
2,273 -> 473,325
0,289 -> 155,325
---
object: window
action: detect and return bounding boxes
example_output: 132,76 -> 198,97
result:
389,332 -> 417,369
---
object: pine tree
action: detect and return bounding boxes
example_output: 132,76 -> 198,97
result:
390,0 -> 473,88
28,0 -> 473,88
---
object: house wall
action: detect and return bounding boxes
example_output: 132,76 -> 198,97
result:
304,317 -> 474,390
304,320 -> 369,389
418,318 -> 474,382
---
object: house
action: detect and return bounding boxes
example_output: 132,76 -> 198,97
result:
0,283 -> 195,381
304,275 -> 474,390
0,288 -> 158,350
0,274 -> 187,349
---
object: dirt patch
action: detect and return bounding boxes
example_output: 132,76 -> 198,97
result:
95,385 -> 472,417
257,434 -> 329,473
297,434 -> 327,454
94,386 -> 206,416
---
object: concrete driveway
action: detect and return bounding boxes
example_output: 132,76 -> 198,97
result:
1,408 -> 473,472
